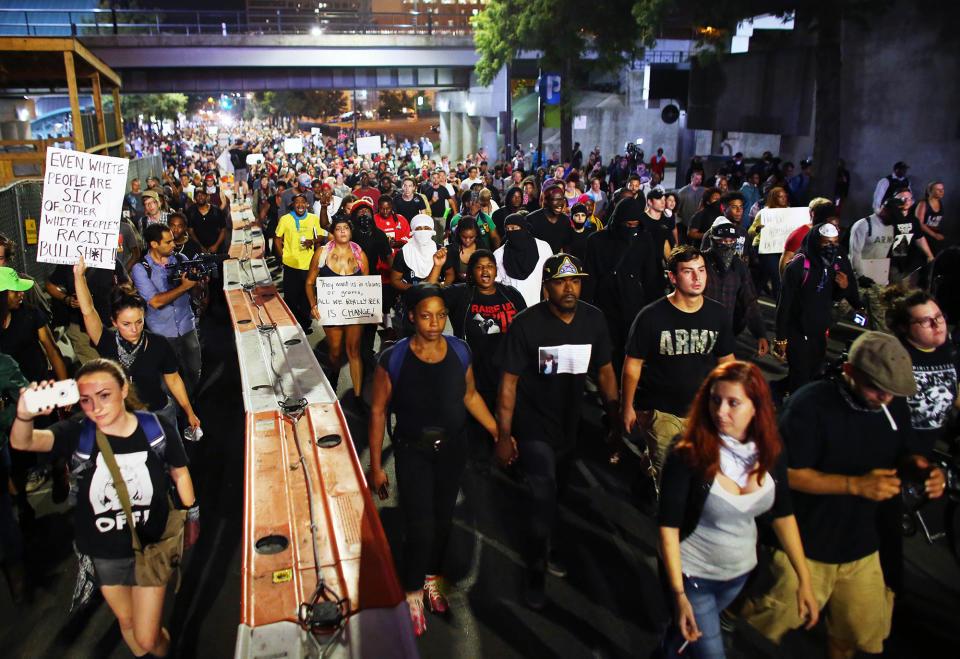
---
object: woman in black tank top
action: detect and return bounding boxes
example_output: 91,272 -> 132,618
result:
916,181 -> 946,254
306,216 -> 369,398
367,284 -> 502,636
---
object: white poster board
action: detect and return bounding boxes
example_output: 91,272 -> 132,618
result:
245,153 -> 265,166
283,137 -> 303,154
315,275 -> 383,325
38,147 -> 128,269
311,127 -> 321,135
356,135 -> 382,155
758,207 -> 810,254
860,259 -> 891,286
573,115 -> 587,130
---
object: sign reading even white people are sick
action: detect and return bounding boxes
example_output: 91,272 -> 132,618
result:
315,275 -> 383,325
758,207 -> 811,255
37,147 -> 128,269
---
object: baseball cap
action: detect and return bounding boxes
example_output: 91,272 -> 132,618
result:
542,254 -> 588,282
298,173 -> 311,187
0,267 -> 33,292
712,222 -> 738,240
141,189 -> 160,202
291,192 -> 307,202
848,331 -> 917,397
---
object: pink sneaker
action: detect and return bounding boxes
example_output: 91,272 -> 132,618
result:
406,591 -> 426,636
424,574 -> 449,614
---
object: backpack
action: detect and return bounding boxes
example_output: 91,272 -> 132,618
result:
795,253 -> 840,287
69,410 -> 170,506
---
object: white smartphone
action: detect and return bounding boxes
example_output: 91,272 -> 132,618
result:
23,379 -> 79,414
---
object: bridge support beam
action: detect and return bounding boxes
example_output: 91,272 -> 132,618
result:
445,111 -> 462,162
461,114 -> 478,161
479,116 -> 498,165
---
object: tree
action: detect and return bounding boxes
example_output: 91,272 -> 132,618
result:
256,90 -> 347,121
120,93 -> 186,129
474,0 -> 888,189
377,90 -> 412,118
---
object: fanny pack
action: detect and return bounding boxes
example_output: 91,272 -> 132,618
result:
399,427 -> 448,452
95,428 -> 186,589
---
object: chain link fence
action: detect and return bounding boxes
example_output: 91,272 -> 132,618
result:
126,154 -> 163,191
0,178 -> 53,283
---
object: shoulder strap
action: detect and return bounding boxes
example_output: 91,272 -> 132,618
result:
94,428 -> 144,553
134,410 -> 167,463
137,257 -> 152,279
77,418 -> 97,462
387,337 -> 412,388
444,335 -> 471,374
800,255 -> 811,286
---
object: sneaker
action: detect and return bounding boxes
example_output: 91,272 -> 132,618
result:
546,552 -> 567,579
24,467 -> 49,493
406,591 -> 427,636
523,568 -> 546,610
423,575 -> 448,614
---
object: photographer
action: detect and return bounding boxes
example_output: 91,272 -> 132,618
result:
130,224 -> 202,393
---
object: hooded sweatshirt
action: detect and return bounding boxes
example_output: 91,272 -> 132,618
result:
776,223 -> 861,340
583,196 -> 663,334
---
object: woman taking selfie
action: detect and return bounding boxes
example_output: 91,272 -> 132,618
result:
657,361 -> 818,657
10,359 -> 197,657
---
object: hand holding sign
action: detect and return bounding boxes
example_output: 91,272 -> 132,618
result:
38,147 -> 128,269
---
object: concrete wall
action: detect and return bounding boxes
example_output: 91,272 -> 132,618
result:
777,0 -> 960,225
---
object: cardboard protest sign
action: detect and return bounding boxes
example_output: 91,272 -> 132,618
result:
356,135 -> 382,155
38,147 -> 128,269
283,137 -> 303,154
315,275 -> 382,325
758,207 -> 810,254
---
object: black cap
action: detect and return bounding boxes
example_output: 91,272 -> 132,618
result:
646,188 -> 665,200
542,253 -> 588,282
292,192 -> 308,202
712,222 -> 738,240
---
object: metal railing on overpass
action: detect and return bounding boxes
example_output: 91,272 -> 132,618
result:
0,8 -> 474,38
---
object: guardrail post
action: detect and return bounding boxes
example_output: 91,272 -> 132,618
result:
196,12 -> 201,34
428,13 -> 433,36
23,11 -> 30,36
112,7 -> 118,34
276,10 -> 281,34
69,12 -> 76,36
236,11 -> 241,34
155,14 -> 160,34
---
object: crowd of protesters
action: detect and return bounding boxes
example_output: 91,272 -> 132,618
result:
0,117 -> 957,658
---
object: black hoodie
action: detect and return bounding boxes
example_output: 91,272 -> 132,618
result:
776,223 -> 861,340
583,196 -> 664,335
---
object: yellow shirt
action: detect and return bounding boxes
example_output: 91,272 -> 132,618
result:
276,212 -> 326,270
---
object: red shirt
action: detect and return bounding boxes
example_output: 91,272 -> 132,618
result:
783,224 -> 811,253
374,213 -> 411,249
650,155 -> 666,177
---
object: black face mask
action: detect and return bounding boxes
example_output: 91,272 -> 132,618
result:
711,244 -> 736,271
820,244 -> 839,265
355,212 -> 374,235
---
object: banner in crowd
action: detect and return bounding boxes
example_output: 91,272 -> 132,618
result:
356,135 -> 382,155
283,137 -> 303,154
315,275 -> 383,325
758,207 -> 810,254
37,147 -> 128,269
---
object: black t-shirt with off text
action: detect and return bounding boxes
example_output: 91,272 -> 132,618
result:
501,301 -> 611,450
50,415 -> 188,559
625,296 -> 734,417
441,283 -> 526,395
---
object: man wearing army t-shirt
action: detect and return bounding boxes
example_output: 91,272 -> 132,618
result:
621,245 -> 735,473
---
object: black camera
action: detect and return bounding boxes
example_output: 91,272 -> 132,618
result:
900,461 -> 934,512
165,253 -> 225,287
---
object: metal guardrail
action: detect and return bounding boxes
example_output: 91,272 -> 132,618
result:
0,8 -> 475,37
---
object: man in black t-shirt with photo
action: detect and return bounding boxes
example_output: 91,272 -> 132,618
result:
620,245 -> 735,473
497,254 -> 619,610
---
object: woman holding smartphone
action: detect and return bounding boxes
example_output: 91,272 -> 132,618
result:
10,358 -> 197,657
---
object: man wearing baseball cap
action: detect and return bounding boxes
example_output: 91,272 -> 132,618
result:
739,331 -> 945,657
496,253 -> 620,609
280,172 -> 315,214
274,192 -> 325,333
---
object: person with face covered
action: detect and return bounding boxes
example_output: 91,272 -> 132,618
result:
566,203 -> 596,261
275,193 -> 325,333
390,215 -> 439,335
582,196 -> 664,373
493,213 -> 553,308
703,222 -> 769,358
774,223 -> 861,394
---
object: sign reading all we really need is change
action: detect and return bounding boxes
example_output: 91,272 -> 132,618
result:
37,147 -> 128,269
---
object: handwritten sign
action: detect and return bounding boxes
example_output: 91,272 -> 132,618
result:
356,135 -> 382,156
38,147 -> 128,269
315,275 -> 382,325
758,207 -> 810,254
283,137 -> 303,154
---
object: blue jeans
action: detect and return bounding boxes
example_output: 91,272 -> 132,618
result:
662,572 -> 749,659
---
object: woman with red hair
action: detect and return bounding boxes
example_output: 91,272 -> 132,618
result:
657,361 -> 818,657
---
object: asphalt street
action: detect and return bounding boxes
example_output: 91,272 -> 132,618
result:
3,291 -> 959,658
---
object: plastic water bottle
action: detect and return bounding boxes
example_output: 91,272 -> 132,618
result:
183,426 -> 203,442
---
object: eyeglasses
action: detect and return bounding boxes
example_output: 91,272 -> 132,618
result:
910,313 -> 946,329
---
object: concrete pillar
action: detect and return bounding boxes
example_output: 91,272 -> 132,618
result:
447,112 -> 462,162
462,115 -> 478,160
439,111 -> 452,160
479,116 -> 498,163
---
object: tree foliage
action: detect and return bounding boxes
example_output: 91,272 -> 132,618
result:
120,93 -> 187,124
256,90 -> 347,120
377,90 -> 413,118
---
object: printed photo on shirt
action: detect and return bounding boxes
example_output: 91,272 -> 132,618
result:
539,348 -> 559,374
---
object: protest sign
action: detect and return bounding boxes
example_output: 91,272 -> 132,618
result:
758,207 -> 810,254
246,153 -> 265,166
315,275 -> 382,325
356,135 -> 382,155
37,147 -> 127,269
283,137 -> 303,154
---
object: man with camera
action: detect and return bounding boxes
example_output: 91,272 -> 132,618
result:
130,223 -> 202,392
738,331 -> 946,659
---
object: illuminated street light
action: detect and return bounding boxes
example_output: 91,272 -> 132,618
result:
311,26 -> 322,35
